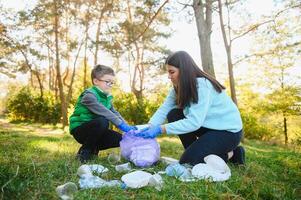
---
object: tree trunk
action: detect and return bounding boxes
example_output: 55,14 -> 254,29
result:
83,13 -> 89,89
193,0 -> 215,77
19,48 -> 44,98
131,42 -> 143,100
127,0 -> 143,101
66,39 -> 84,105
94,6 -> 106,66
54,0 -> 68,127
283,114 -> 288,145
217,0 -> 238,104
34,69 -> 44,98
47,45 -> 53,91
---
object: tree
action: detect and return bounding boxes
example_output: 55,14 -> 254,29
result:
1,10 -> 46,97
193,0 -> 215,77
250,3 -> 301,144
217,0 -> 274,105
217,0 -> 237,104
53,0 -> 68,127
265,86 -> 301,144
102,0 -> 171,100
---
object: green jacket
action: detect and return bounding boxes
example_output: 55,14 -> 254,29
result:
69,86 -> 113,132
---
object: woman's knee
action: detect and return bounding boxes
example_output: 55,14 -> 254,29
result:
179,152 -> 206,166
167,108 -> 185,122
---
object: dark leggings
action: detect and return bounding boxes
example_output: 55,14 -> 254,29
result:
71,117 -> 122,152
167,108 -> 242,165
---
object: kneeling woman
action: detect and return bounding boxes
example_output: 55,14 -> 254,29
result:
136,51 -> 245,165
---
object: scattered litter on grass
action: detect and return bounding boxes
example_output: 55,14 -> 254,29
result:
56,153 -> 231,199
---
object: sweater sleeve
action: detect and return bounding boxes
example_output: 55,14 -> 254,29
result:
149,89 -> 176,126
81,91 -> 123,126
110,105 -> 126,122
165,80 -> 213,135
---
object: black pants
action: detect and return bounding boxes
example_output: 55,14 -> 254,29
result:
167,108 -> 242,165
71,117 -> 122,152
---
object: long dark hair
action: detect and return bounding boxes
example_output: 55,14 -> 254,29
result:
165,51 -> 225,108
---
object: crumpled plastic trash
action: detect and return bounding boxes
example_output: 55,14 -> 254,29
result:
79,175 -> 122,189
191,154 -> 231,182
121,170 -> 164,190
107,153 -> 121,165
165,163 -> 188,177
77,164 -> 121,189
165,163 -> 195,182
56,182 -> 78,200
121,170 -> 153,188
77,164 -> 108,178
115,162 -> 132,172
148,173 -> 163,191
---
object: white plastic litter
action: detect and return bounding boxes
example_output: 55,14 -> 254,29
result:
56,182 -> 78,200
79,175 -> 122,189
148,174 -> 163,191
191,154 -> 231,182
89,164 -> 109,173
77,165 -> 92,177
77,164 -> 108,178
165,163 -> 195,182
160,156 -> 179,165
108,153 -> 121,164
121,170 -> 152,188
115,162 -> 132,172
178,168 -> 196,182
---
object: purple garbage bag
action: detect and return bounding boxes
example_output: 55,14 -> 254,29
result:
120,130 -> 160,167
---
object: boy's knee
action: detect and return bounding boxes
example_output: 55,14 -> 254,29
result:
92,117 -> 109,130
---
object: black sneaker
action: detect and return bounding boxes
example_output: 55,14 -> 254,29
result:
229,146 -> 245,165
76,148 -> 92,163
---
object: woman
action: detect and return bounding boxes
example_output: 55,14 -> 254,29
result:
135,51 -> 245,166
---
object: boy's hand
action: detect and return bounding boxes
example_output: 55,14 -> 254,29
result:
134,125 -> 162,139
117,121 -> 137,132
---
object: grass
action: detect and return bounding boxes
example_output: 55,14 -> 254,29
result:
0,118 -> 300,200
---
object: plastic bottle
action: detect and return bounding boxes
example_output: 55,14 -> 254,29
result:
115,162 -> 132,172
56,182 -> 78,200
148,174 -> 163,191
107,153 -> 121,164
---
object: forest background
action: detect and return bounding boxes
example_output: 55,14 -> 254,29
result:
0,0 -> 300,145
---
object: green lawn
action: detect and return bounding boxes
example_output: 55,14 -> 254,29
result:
0,118 -> 300,200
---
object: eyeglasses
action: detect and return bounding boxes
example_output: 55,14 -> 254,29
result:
97,79 -> 115,87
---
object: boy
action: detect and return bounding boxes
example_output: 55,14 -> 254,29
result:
69,65 -> 136,163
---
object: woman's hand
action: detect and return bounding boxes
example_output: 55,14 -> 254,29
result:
135,125 -> 162,138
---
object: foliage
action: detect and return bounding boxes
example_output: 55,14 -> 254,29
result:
112,91 -> 165,124
0,121 -> 300,199
6,87 -> 61,124
240,109 -> 274,140
265,86 -> 301,115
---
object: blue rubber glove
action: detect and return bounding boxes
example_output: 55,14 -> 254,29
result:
117,121 -> 137,132
135,125 -> 162,139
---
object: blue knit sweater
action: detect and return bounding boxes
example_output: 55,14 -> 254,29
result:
149,78 -> 243,135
